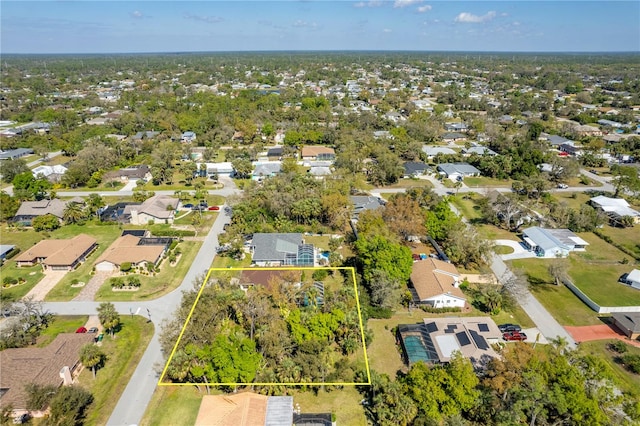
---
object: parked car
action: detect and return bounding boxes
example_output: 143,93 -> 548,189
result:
182,203 -> 194,209
557,183 -> 568,189
503,331 -> 528,341
88,327 -> 99,333
75,326 -> 87,333
13,413 -> 30,424
192,205 -> 206,211
498,323 -> 521,333
589,169 -> 598,174
208,206 -> 220,211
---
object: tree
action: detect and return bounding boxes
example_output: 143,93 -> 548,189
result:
86,193 -> 105,220
0,191 -> 19,222
80,343 -> 105,379
0,158 -> 29,183
32,214 -> 60,231
48,385 -> 93,426
548,256 -> 569,286
611,164 -> 640,197
63,202 -> 86,224
367,268 -> 402,309
231,158 -> 253,179
97,302 -> 120,338
382,194 -> 426,239
354,234 -> 413,284
25,383 -> 58,411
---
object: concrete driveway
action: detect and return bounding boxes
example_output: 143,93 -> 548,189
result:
495,239 -> 537,261
24,270 -> 67,301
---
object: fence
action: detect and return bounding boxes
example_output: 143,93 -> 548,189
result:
563,278 -> 640,314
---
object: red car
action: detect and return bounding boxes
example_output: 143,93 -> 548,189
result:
75,326 -> 87,333
503,331 -> 527,341
208,206 -> 220,211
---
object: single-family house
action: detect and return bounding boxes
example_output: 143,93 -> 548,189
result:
127,195 -> 178,225
444,122 -> 468,133
573,124 -> 603,137
396,317 -> 501,368
611,312 -> 640,340
237,269 -> 303,292
590,195 -> 640,225
308,166 -> 332,178
0,148 -> 34,161
543,134 -> 573,147
423,146 -> 456,158
195,393 -> 294,426
31,164 -> 68,182
373,130 -> 393,140
559,142 -> 583,157
463,146 -> 498,156
0,244 -> 16,263
110,165 -> 151,182
499,115 -> 514,124
250,233 -> 315,267
385,111 -> 405,123
622,269 -> 640,290
301,146 -> 335,161
132,131 -> 160,141
350,195 -> 385,218
252,162 -> 281,181
0,333 -> 95,416
441,132 -> 467,143
437,162 -> 481,181
403,161 -> 429,178
94,234 -> 170,272
15,234 -> 97,270
521,226 -> 589,258
266,147 -> 284,161
202,162 -> 234,177
181,131 -> 196,143
13,198 -> 82,226
409,258 -> 466,308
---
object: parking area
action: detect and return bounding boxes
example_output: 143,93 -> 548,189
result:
495,239 -> 537,261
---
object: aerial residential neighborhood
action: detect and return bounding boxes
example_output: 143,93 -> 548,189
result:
1,4 -> 640,425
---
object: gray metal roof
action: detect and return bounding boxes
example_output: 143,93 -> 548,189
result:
252,233 -> 303,263
0,148 -> 34,160
265,396 -> 293,426
437,162 -> 480,176
522,227 -> 588,252
612,312 -> 640,333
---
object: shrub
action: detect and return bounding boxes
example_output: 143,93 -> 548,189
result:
367,306 -> 394,319
2,276 -> 18,286
419,305 -> 462,314
120,262 -> 132,272
169,241 -> 178,251
127,276 -> 141,288
608,340 -> 628,354
71,278 -> 79,285
312,269 -> 328,282
110,277 -> 124,289
621,354 -> 640,374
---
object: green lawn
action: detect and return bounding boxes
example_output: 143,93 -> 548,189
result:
509,258 -> 603,326
140,386 -> 205,426
494,245 -> 514,255
597,224 -> 640,260
95,241 -> 203,302
210,253 -> 252,269
80,316 -> 154,426
292,387 -> 367,425
475,224 -> 520,241
464,176 -> 513,187
0,264 -> 44,301
550,191 -> 593,212
449,194 -> 484,221
36,315 -> 88,347
383,179 -> 434,189
579,340 -> 640,395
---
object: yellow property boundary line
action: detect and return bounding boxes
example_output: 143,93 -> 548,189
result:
158,266 -> 372,386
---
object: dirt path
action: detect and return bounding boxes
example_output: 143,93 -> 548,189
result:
73,271 -> 113,301
24,270 -> 67,301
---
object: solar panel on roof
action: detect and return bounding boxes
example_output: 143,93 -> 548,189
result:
426,322 -> 438,333
456,331 -> 471,346
478,323 -> 489,332
470,330 -> 489,350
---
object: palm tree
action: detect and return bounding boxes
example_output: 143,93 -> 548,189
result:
86,193 -> 105,221
80,343 -> 105,379
63,202 -> 85,224
97,302 -> 120,338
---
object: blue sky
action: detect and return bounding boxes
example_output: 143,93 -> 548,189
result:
2,1 -> 639,53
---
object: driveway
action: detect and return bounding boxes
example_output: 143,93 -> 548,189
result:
495,239 -> 537,261
119,179 -> 139,191
24,270 -> 67,301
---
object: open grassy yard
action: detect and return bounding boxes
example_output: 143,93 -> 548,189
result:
475,223 -> 520,241
0,264 -> 44,301
140,386 -> 206,426
210,252 -> 252,269
79,316 -> 154,426
36,315 -> 88,347
597,224 -> 640,260
292,387 -> 367,425
464,176 -> 513,188
579,340 -> 640,395
449,194 -> 484,221
94,240 -> 203,302
509,258 -> 603,326
383,179 -> 434,189
550,191 -> 593,211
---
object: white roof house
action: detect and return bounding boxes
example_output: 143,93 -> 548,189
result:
590,196 -> 640,224
32,164 -> 67,178
521,227 -> 589,258
624,269 -> 640,290
423,146 -> 456,158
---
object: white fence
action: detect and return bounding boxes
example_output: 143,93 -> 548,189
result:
564,279 -> 640,314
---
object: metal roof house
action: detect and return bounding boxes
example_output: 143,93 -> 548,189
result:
521,227 -> 589,258
0,148 -> 34,161
611,312 -> 640,340
437,162 -> 481,181
250,233 -> 315,267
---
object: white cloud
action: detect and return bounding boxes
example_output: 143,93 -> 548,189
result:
184,14 -> 223,24
394,0 -> 423,9
383,28 -> 392,33
130,11 -> 144,19
454,11 -> 497,23
416,5 -> 432,13
354,1 -> 383,8
292,20 -> 320,30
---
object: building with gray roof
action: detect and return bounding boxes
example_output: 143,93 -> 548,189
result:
0,148 -> 34,161
250,233 -> 315,267
521,226 -> 589,258
437,162 -> 481,181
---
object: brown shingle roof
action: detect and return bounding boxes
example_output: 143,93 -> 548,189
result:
14,234 -> 97,266
195,392 -> 268,426
239,270 -> 302,291
410,258 -> 465,301
0,333 -> 94,410
301,146 -> 335,158
14,199 -> 67,219
135,195 -> 178,219
95,235 -> 165,267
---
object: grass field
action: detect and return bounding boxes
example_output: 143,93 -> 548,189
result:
597,224 -> 640,260
36,315 -> 88,347
579,340 -> 640,395
140,386 -> 205,426
464,176 -> 513,187
0,264 -> 44,301
550,191 -> 594,211
449,194 -> 484,221
475,223 -> 520,241
494,245 -> 514,255
509,258 -> 603,326
80,316 -> 154,426
292,387 -> 366,425
383,179 -> 434,189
